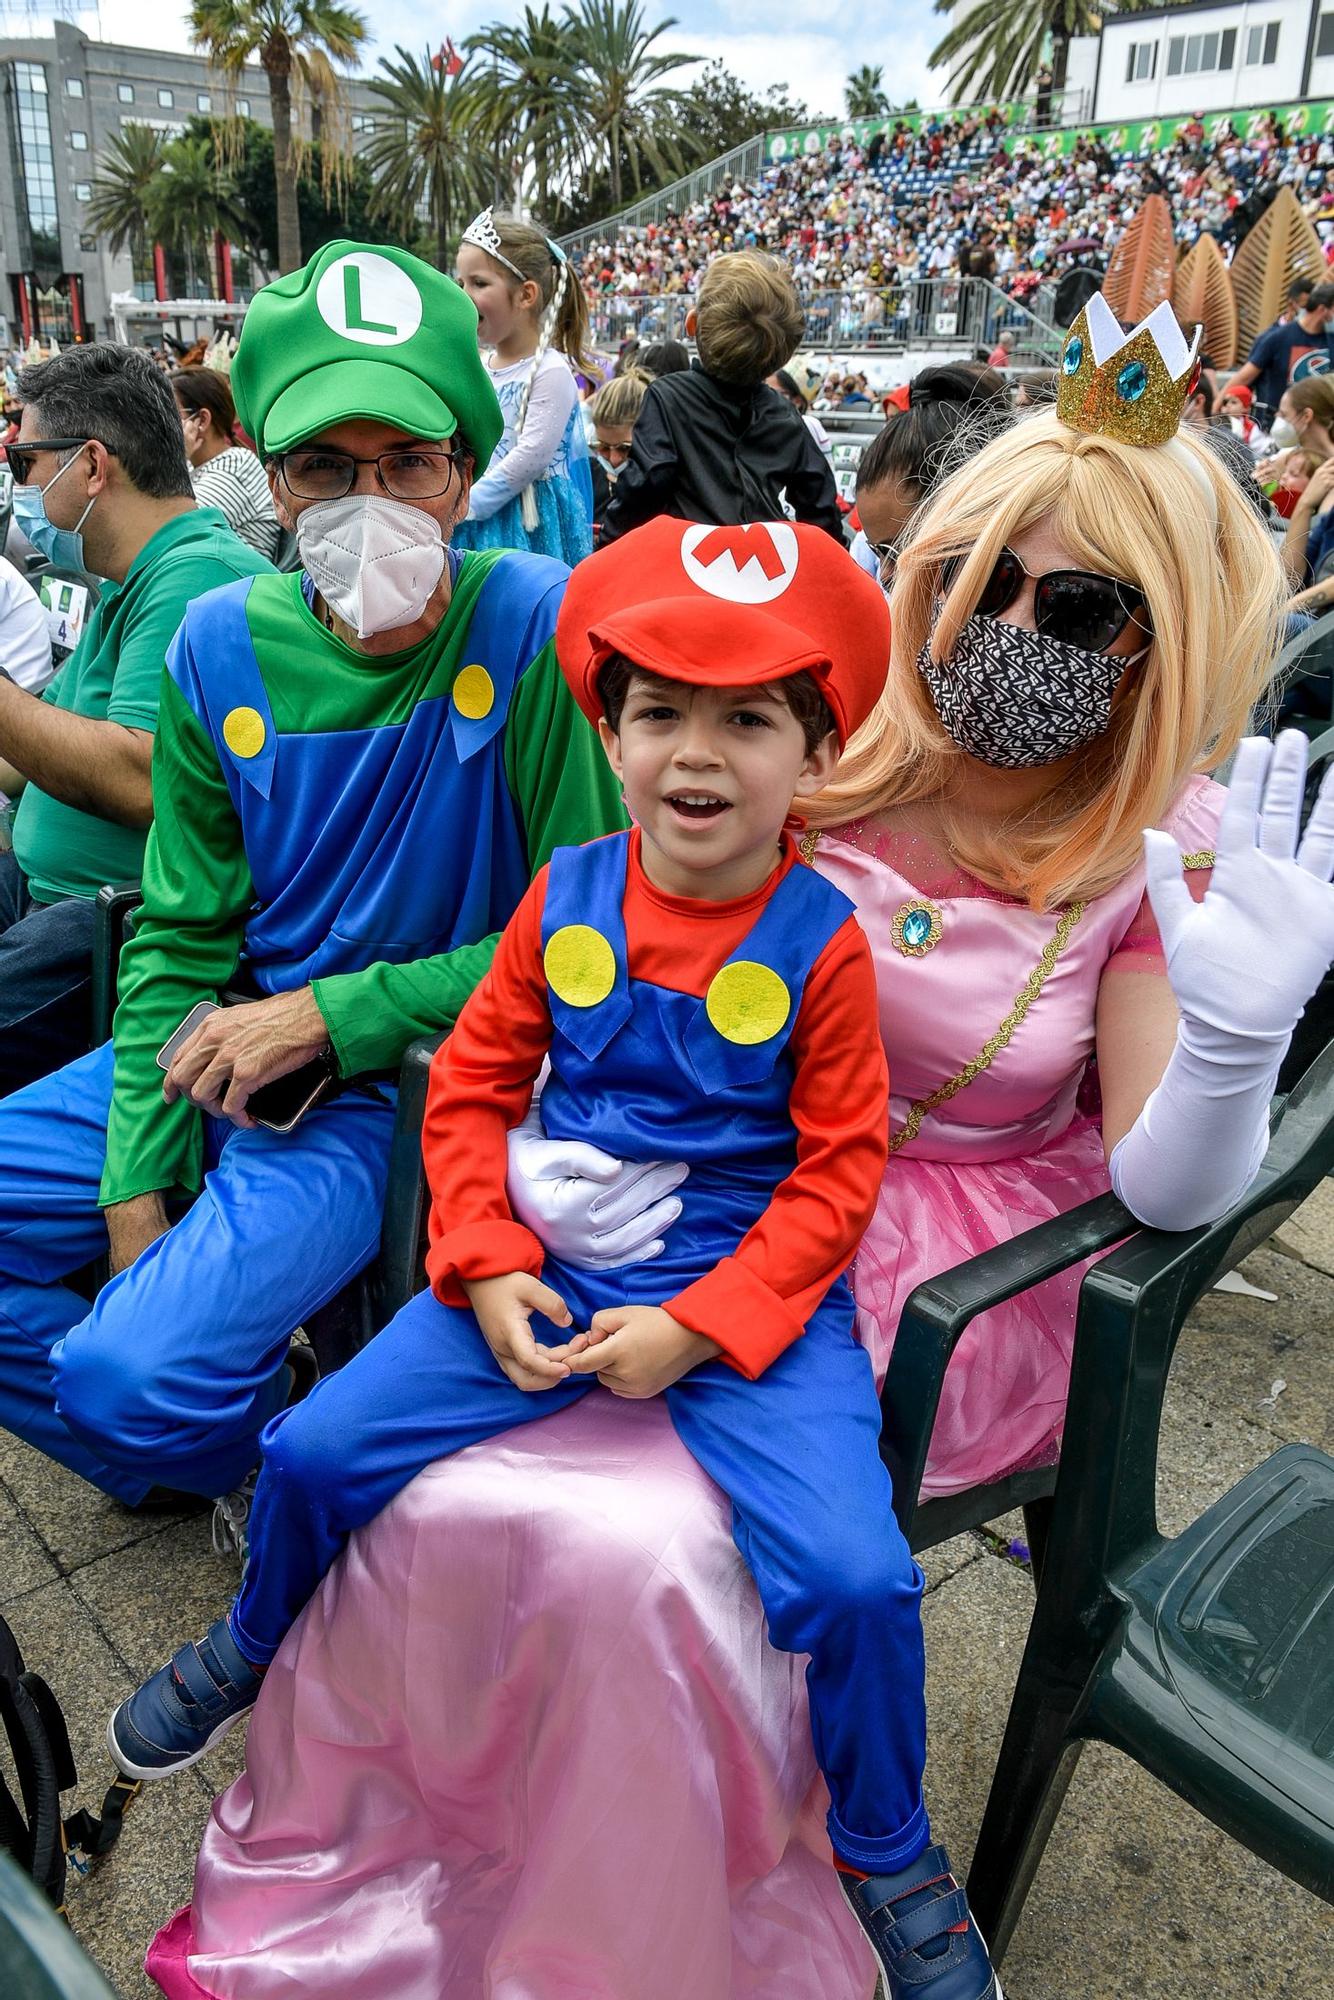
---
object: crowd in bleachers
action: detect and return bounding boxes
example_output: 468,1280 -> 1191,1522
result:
576,108 -> 1334,314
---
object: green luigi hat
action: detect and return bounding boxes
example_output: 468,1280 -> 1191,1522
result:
231,240 -> 503,465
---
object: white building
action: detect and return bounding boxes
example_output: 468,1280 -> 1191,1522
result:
1089,0 -> 1334,124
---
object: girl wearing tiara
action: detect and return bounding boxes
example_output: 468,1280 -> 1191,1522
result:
454,210 -> 595,564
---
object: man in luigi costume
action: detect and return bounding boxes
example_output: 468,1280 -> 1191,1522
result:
0,242 -> 623,1519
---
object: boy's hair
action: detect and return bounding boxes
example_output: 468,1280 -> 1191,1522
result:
589,370 -> 650,430
694,252 -> 805,386
597,653 -> 835,754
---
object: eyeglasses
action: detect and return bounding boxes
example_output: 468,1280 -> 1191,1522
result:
940,544 -> 1148,654
276,446 -> 465,502
867,535 -> 902,579
7,437 -> 103,486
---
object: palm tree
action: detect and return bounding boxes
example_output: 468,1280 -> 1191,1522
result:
929,0 -> 1116,103
845,64 -> 889,119
84,122 -> 167,272
466,5 -> 585,215
561,0 -> 698,212
362,48 -> 495,268
146,133 -> 254,295
189,0 -> 368,276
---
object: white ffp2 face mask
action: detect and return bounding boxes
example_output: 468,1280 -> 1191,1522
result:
298,494 -> 447,639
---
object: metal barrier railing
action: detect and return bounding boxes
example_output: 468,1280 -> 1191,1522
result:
588,279 -> 1063,359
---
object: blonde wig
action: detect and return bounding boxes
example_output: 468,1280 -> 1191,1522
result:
808,408 -> 1286,910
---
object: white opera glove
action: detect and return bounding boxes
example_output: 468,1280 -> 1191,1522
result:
505,1094 -> 689,1270
1110,732 -> 1334,1231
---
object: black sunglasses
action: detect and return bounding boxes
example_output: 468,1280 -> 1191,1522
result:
7,436 -> 106,486
941,545 -> 1148,655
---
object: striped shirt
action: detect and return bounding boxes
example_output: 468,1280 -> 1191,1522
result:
191,446 -> 281,562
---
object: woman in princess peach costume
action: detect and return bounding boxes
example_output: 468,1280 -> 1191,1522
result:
147,304 -> 1334,1999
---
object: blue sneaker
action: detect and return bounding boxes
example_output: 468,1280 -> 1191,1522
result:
837,1843 -> 1001,1997
106,1618 -> 263,1781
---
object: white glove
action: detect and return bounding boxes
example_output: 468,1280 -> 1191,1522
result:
505,1096 -> 689,1269
1110,731 -> 1334,1230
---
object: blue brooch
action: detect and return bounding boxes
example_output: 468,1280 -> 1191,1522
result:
1062,336 -> 1083,376
892,898 -> 943,957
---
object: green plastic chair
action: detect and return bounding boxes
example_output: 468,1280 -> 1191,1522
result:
964,1039 -> 1334,1962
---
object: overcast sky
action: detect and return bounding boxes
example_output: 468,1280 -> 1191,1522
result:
79,0 -> 944,125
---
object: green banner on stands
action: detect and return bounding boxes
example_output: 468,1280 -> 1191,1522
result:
763,98 -> 1334,166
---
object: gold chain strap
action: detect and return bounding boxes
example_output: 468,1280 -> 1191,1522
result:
799,826 -> 1086,1157
887,898 -> 1086,1153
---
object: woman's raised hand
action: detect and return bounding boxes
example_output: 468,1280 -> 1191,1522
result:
1142,731 -> 1334,1043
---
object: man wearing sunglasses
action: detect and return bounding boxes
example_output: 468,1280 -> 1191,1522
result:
0,242 -> 624,1536
0,343 -> 273,1095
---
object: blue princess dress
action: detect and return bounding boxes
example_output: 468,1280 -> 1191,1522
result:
454,349 -> 594,565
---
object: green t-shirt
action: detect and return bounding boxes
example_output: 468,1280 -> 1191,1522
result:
12,507 -> 274,902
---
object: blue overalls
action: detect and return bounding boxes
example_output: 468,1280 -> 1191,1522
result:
0,556 -> 559,1507
230,833 -> 930,1873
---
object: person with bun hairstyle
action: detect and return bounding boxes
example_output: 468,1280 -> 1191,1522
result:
586,368 -> 650,540
172,366 -> 280,560
454,210 -> 595,564
853,363 -> 1011,586
603,251 -> 842,543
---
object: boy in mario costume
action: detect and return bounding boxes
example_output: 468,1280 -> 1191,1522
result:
112,516 -> 999,2000
0,240 -> 620,1513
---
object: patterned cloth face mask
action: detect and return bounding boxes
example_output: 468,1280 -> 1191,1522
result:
917,614 -> 1148,769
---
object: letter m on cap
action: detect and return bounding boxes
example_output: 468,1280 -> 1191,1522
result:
693,525 -> 788,581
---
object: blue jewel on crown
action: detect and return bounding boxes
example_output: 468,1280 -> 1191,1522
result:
1116,359 -> 1148,402
1062,336 -> 1083,376
892,898 -> 944,957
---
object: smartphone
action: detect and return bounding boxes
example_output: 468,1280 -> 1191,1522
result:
157,999 -> 334,1134
157,1000 -> 220,1071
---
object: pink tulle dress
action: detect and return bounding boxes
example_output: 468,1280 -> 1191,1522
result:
147,778 -> 1222,2000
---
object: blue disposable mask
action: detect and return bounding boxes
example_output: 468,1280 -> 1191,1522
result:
11,447 -> 96,569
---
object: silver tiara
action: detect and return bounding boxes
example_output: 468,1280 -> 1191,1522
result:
460,208 -> 526,281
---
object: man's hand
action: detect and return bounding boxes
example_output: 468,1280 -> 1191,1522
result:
565,1304 -> 720,1399
104,1192 -> 170,1276
462,1271 -> 586,1392
162,988 -> 331,1129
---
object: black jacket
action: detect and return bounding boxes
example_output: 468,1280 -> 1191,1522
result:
602,361 -> 843,543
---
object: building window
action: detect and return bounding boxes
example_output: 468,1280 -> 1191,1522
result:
65,77 -> 84,98
1245,21 -> 1281,63
1125,40 -> 1158,82
80,232 -> 97,250
158,87 -> 174,107
197,91 -> 212,111
1166,28 -> 1236,75
69,129 -> 88,150
118,82 -> 134,102
74,181 -> 91,201
1320,10 -> 1334,57
236,97 -> 250,116
7,61 -> 62,272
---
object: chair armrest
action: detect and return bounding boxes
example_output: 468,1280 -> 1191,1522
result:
376,1033 -> 446,1323
90,882 -> 143,1048
880,1190 -> 1135,1530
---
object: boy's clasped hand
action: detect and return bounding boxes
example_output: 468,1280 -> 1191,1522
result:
462,1272 -> 719,1397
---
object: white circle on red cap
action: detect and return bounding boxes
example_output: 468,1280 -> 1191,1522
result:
316,252 -> 423,347
679,523 -> 799,605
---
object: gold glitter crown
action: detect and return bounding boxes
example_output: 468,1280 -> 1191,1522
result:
1056,294 -> 1202,448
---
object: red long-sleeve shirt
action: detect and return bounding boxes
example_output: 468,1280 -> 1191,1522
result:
422,830 -> 890,1378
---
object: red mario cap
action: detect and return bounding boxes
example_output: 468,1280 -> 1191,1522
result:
556,517 -> 890,749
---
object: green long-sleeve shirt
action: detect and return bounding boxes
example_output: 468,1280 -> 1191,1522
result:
101,552 -> 625,1207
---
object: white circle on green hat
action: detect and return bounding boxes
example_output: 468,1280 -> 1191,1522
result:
316,252 -> 423,347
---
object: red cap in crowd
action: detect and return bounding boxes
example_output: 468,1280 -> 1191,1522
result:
556,517 -> 891,749
1224,382 -> 1253,408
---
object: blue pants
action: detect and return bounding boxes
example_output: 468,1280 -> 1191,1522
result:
0,1041 -> 395,1504
0,847 -> 96,1098
234,1285 -> 929,1873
